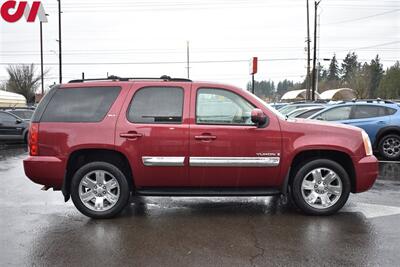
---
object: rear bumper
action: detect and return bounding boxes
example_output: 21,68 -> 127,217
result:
23,156 -> 65,189
353,155 -> 379,193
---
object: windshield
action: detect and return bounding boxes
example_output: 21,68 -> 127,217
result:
9,110 -> 34,120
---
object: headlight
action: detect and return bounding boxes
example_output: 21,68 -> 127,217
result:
361,130 -> 373,156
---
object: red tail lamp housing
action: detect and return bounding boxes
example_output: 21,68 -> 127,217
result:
29,123 -> 39,156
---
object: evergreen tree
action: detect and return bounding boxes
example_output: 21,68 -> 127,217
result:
378,61 -> 400,99
368,55 -> 384,98
327,54 -> 339,81
341,52 -> 360,84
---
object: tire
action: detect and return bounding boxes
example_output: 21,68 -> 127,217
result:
291,159 -> 350,216
71,161 -> 130,219
378,134 -> 400,161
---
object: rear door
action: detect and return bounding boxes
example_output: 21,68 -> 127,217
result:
188,86 -> 282,187
349,105 -> 391,143
115,83 -> 191,187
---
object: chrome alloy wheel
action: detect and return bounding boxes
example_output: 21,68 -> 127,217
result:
78,170 -> 120,212
382,137 -> 400,158
301,168 -> 342,209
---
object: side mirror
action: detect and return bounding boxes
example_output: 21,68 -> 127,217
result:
251,108 -> 268,128
16,119 -> 22,124
316,116 -> 323,121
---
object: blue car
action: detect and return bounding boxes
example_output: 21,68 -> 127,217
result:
309,101 -> 400,160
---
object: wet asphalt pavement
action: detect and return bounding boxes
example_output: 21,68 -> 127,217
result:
1,144 -> 400,266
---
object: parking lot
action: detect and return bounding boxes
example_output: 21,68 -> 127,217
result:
0,144 -> 399,266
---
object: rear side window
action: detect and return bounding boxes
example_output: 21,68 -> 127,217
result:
352,105 -> 388,119
41,87 -> 121,122
127,87 -> 183,124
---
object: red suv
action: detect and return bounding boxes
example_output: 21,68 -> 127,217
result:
23,76 -> 378,218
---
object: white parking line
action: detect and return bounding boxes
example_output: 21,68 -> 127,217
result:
342,202 -> 400,219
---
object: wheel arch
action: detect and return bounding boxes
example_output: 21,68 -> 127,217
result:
285,149 -> 356,193
62,148 -> 134,201
374,126 -> 400,149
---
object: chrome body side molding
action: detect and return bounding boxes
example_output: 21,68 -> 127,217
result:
142,157 -> 185,166
189,157 -> 280,167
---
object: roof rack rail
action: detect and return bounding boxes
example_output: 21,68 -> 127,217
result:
350,98 -> 395,104
68,75 -> 192,83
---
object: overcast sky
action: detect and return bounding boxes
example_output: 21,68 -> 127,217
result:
0,0 -> 399,91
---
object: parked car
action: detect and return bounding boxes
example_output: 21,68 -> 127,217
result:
23,76 -> 378,218
6,109 -> 34,121
0,110 -> 30,143
309,101 -> 400,160
294,106 -> 326,118
279,103 -> 326,116
270,103 -> 288,110
286,106 -> 325,118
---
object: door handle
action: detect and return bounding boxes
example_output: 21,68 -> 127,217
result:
195,135 -> 217,141
120,132 -> 143,139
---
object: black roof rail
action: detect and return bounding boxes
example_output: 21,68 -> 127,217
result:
350,98 -> 395,104
68,75 -> 192,83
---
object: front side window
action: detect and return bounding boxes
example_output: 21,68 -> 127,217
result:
196,88 -> 255,125
41,87 -> 121,122
127,87 -> 183,124
319,106 -> 352,121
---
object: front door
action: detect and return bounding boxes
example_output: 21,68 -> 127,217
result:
115,83 -> 191,187
0,112 -> 22,138
189,86 -> 281,187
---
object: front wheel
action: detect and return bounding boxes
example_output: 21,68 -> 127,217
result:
291,159 -> 350,215
71,162 -> 130,219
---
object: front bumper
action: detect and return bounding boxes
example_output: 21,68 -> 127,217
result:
23,156 -> 65,189
353,155 -> 379,193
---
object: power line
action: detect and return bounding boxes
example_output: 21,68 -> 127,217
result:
324,9 -> 400,25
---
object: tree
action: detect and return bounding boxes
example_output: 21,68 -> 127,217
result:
367,55 -> 384,98
349,62 -> 371,99
5,64 -> 44,103
327,54 -> 339,81
341,52 -> 360,85
246,80 -> 275,99
276,79 -> 294,97
378,61 -> 400,99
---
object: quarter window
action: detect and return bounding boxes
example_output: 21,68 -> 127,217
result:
41,87 -> 121,122
196,88 -> 255,125
0,112 -> 16,123
127,87 -> 183,124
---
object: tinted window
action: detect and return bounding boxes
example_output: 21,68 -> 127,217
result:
352,105 -> 388,119
196,88 -> 255,125
296,108 -> 323,118
0,112 -> 16,123
385,107 -> 397,115
128,87 -> 183,124
319,106 -> 352,121
41,87 -> 121,122
9,110 -> 33,120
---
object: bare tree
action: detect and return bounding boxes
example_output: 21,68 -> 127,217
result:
5,64 -> 47,103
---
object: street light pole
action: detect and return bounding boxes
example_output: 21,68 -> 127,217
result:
40,21 -> 44,96
58,0 -> 62,84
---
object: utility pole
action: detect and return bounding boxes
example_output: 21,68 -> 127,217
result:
311,0 -> 321,101
58,0 -> 62,84
186,41 -> 190,79
306,0 -> 311,101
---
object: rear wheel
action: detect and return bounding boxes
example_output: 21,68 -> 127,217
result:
378,134 -> 400,161
291,159 -> 350,215
71,162 -> 130,219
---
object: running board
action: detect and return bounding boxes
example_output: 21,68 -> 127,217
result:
135,187 -> 281,197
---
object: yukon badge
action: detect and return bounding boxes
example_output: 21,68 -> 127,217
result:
256,152 -> 280,157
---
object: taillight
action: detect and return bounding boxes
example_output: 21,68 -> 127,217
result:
29,123 -> 39,156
